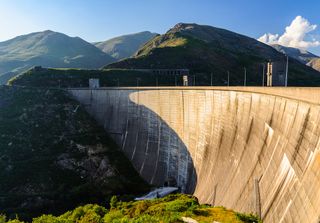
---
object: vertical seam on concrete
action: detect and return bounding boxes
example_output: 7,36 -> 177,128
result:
130,91 -> 140,161
180,90 -> 185,190
151,89 -> 162,185
122,91 -> 130,151
292,105 -> 310,164
254,178 -> 262,218
166,90 -> 171,182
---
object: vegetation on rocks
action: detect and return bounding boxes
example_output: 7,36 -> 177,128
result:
0,194 -> 262,223
9,68 -> 184,88
0,85 -> 148,220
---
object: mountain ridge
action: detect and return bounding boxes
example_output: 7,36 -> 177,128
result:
106,23 -> 320,86
0,30 -> 115,84
94,31 -> 158,60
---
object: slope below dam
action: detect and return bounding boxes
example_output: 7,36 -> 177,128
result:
69,87 -> 320,223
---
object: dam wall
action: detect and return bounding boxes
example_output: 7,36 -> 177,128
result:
69,87 -> 320,223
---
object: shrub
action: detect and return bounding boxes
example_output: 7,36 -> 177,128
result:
110,196 -> 118,209
32,215 -> 60,223
236,212 -> 262,223
0,215 -> 6,223
103,210 -> 124,223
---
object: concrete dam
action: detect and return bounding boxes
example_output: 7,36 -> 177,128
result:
69,87 -> 320,223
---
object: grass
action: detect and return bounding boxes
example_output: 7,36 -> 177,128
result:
8,67 -> 186,87
158,38 -> 188,48
0,194 -> 262,223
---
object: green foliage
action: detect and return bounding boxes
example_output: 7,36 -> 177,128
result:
110,196 -> 119,209
236,212 -> 262,223
0,215 -> 7,223
0,194 -> 263,222
8,68 -> 181,88
102,210 -> 124,222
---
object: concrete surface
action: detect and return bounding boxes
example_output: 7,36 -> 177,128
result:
69,87 -> 320,223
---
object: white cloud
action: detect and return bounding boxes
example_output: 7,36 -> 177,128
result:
258,16 -> 320,49
258,33 -> 279,44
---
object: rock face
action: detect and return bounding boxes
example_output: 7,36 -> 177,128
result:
70,87 -> 320,223
308,58 -> 320,72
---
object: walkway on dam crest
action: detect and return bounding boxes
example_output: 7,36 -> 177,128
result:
68,86 -> 320,105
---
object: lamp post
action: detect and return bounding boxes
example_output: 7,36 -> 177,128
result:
244,67 -> 247,86
262,63 -> 265,87
285,55 -> 289,87
227,71 -> 230,86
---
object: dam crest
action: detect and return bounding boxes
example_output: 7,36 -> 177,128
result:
69,87 -> 320,223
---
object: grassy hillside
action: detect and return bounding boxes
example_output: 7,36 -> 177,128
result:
0,194 -> 261,223
106,23 -> 320,86
9,68 -> 186,87
0,30 -> 115,84
94,31 -> 158,60
0,85 -> 148,220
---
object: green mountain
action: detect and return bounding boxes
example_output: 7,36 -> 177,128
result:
94,31 -> 158,60
0,85 -> 148,220
106,23 -> 320,86
0,30 -> 115,84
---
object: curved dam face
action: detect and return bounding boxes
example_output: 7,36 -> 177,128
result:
69,87 -> 320,223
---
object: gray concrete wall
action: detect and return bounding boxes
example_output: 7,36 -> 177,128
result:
69,87 -> 320,223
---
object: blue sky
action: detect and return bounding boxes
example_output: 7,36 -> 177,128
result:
1,0 -> 320,55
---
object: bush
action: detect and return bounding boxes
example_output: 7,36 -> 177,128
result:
32,215 -> 60,223
110,196 -> 118,209
0,215 -> 6,223
103,210 -> 124,222
236,212 -> 262,223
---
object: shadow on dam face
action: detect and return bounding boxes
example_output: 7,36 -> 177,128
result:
69,87 -> 320,223
68,89 -> 197,194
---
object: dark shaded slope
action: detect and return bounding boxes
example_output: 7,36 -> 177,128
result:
0,85 -> 148,220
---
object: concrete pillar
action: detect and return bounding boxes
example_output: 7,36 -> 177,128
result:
267,62 -> 272,87
89,78 -> 100,88
183,75 -> 189,86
